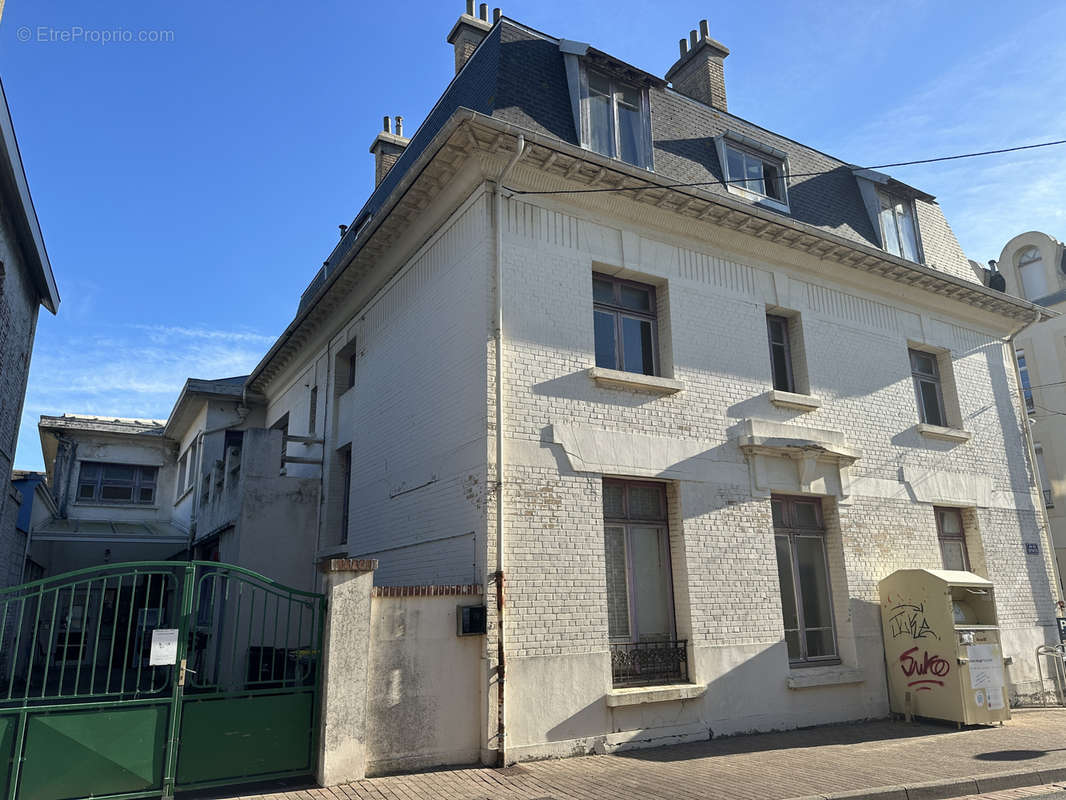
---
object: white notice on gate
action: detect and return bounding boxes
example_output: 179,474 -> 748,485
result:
149,628 -> 179,666
968,644 -> 1005,693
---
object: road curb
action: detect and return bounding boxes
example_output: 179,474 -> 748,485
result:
788,766 -> 1063,800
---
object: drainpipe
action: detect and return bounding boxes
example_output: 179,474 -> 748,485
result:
1008,308 -> 1064,607
492,134 -> 525,767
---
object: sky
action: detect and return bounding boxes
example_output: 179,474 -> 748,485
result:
5,0 -> 1066,471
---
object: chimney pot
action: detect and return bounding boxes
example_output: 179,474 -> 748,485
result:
339,224 -> 348,238
448,3 -> 493,74
665,23 -> 730,111
493,7 -> 501,22
383,115 -> 392,134
370,114 -> 410,188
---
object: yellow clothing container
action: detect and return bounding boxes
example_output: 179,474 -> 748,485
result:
879,569 -> 1009,725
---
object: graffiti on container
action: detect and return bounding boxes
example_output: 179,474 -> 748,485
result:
888,602 -> 940,641
899,646 -> 950,691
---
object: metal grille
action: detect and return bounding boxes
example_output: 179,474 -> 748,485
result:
610,639 -> 688,687
1044,489 -> 1055,508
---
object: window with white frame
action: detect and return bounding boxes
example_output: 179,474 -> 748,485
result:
935,507 -> 969,571
878,191 -> 919,261
1016,348 -> 1035,414
593,273 -> 659,375
909,348 -> 947,427
724,142 -> 787,203
772,495 -> 837,665
77,462 -> 158,505
176,452 -> 188,497
1016,246 -> 1046,300
583,69 -> 650,168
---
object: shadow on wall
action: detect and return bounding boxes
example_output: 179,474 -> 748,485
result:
543,601 -> 892,756
982,345 -> 1058,647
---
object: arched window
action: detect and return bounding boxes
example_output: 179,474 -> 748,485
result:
1016,246 -> 1046,299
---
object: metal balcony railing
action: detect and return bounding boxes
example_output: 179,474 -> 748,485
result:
610,639 -> 688,687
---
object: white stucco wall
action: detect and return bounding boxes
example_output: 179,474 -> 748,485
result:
365,592 -> 484,775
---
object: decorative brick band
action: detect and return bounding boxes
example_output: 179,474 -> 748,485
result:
371,584 -> 483,598
318,557 -> 379,573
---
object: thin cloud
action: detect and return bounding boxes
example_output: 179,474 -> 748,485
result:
14,323 -> 274,471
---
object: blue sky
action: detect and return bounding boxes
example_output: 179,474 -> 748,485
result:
7,0 -> 1066,471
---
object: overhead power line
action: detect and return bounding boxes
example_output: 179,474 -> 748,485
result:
508,138 -> 1066,197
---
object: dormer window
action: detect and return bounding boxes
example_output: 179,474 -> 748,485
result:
715,134 -> 790,213
582,69 -> 651,169
725,144 -> 785,202
877,191 -> 919,262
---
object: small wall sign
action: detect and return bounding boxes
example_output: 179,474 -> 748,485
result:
149,628 -> 179,666
1025,543 -> 1040,555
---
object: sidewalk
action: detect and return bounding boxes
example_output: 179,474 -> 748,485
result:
202,708 -> 1066,800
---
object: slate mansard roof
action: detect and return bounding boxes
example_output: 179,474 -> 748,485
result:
298,17 -> 973,313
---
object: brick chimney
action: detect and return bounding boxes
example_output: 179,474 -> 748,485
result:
665,19 -> 730,112
369,116 -> 409,187
447,1 -> 495,75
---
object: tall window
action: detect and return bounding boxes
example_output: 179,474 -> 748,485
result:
1017,246 -> 1046,300
910,348 -> 946,427
77,462 -> 158,505
585,70 -> 649,168
603,480 -> 674,642
725,143 -> 786,202
878,192 -> 919,262
772,496 -> 837,665
766,314 -> 794,392
308,386 -> 318,435
935,507 -> 969,571
340,446 -> 352,545
593,273 -> 658,375
1016,348 -> 1035,414
346,351 -> 357,391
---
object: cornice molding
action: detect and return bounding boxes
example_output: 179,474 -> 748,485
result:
249,111 -> 1052,393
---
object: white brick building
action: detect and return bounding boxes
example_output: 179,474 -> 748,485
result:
19,7 -> 1062,772
239,8 -> 1062,765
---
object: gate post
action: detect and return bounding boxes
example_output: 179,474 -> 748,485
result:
317,557 -> 377,787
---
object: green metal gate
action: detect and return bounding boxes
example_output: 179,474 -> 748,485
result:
0,561 -> 325,799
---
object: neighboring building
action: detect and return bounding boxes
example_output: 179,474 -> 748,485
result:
235,7 -> 1059,765
0,77 -> 60,588
32,414 -> 188,575
10,470 -> 53,580
992,232 -> 1066,591
26,377 -> 319,591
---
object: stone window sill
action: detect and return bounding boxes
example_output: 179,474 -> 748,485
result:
769,390 -> 822,412
916,423 -> 972,444
786,665 -> 864,690
605,683 -> 707,707
587,367 -> 682,395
